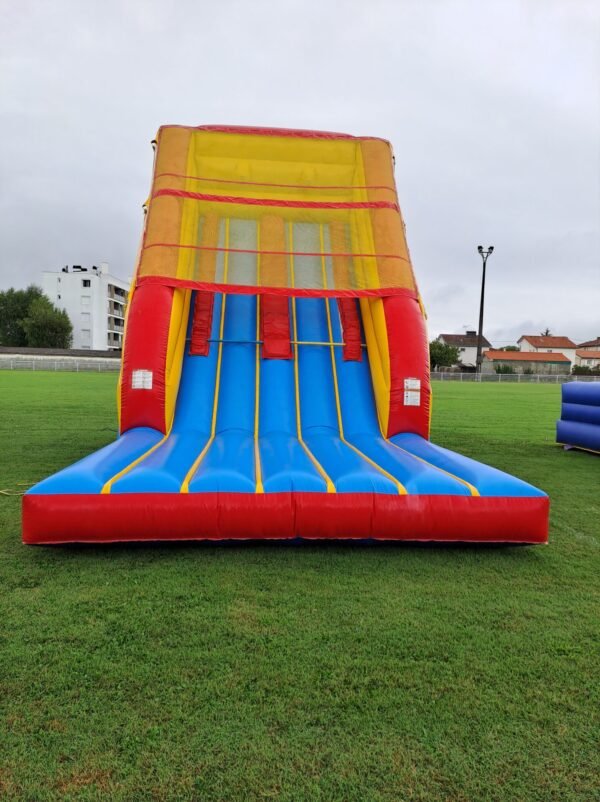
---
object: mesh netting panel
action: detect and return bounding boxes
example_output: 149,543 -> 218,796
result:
137,126 -> 418,297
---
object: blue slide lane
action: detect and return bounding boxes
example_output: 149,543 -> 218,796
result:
328,301 -> 471,496
188,294 -> 256,492
393,433 -> 546,497
112,293 -> 222,493
28,427 -> 163,495
30,288 -> 549,501
296,297 -> 396,493
259,298 -> 326,492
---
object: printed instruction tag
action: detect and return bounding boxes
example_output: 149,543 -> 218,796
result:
131,369 -> 153,390
403,378 -> 421,406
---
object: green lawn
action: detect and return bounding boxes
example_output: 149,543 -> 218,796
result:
0,372 -> 598,801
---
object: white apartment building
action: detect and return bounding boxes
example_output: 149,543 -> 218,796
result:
42,264 -> 130,350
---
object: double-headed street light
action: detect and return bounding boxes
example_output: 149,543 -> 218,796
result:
475,245 -> 494,375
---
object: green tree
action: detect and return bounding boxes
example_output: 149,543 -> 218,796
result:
0,285 -> 45,346
21,297 -> 72,348
429,340 -> 460,369
502,345 -> 519,351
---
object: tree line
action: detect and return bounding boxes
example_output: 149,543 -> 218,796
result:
0,286 -> 73,349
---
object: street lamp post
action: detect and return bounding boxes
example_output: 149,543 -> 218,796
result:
475,245 -> 494,375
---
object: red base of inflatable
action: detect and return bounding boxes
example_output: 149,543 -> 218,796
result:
23,492 -> 549,545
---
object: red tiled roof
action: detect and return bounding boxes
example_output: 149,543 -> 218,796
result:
577,338 -> 600,349
483,350 -> 571,362
576,350 -> 600,359
517,335 -> 576,349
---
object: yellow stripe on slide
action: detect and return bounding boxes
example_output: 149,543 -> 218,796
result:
101,432 -> 171,494
387,440 -> 480,496
254,226 -> 264,493
180,220 -> 230,493
319,225 -> 406,496
253,300 -> 264,494
289,222 -> 335,493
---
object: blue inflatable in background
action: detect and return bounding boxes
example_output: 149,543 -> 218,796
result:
557,382 -> 600,454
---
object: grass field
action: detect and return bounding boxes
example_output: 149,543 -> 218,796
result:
0,372 -> 599,801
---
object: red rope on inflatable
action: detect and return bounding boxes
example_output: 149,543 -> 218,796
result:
142,241 -> 410,263
152,188 -> 400,211
154,172 -> 396,193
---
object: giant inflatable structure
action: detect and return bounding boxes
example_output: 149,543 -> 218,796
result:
23,126 -> 549,544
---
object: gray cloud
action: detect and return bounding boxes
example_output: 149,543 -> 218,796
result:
1,0 -> 598,345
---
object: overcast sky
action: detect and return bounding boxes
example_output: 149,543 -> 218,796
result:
1,0 -> 598,345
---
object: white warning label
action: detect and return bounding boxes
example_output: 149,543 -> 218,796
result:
404,390 -> 421,406
404,377 -> 421,406
131,369 -> 153,390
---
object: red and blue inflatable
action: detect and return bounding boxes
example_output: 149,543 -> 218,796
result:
23,126 -> 549,544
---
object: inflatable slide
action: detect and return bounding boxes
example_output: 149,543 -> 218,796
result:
557,382 -> 600,453
23,125 -> 549,544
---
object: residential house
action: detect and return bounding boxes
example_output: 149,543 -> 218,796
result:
575,350 -> 600,369
437,330 -> 491,369
576,336 -> 600,352
482,350 -> 571,375
517,335 -> 577,364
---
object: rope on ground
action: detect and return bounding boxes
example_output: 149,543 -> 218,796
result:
0,482 -> 34,496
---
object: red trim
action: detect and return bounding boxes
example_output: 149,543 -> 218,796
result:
261,295 -> 292,359
338,299 -> 362,361
189,291 -> 214,356
154,172 -> 396,193
120,283 -> 174,434
22,492 -> 549,545
137,275 -> 418,300
153,188 -> 399,211
160,124 -> 390,144
383,296 -> 431,439
143,242 -> 410,264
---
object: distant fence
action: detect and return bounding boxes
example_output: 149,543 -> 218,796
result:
0,356 -> 120,372
431,371 -> 600,384
1,358 -> 599,382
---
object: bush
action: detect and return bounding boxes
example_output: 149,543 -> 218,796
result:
495,363 -> 516,374
523,367 -> 534,375
430,340 -> 460,370
0,286 -> 45,346
21,297 -> 72,348
0,285 -> 73,348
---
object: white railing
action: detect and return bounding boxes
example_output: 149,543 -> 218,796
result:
0,357 -> 120,372
1,359 -> 598,381
431,371 -> 600,383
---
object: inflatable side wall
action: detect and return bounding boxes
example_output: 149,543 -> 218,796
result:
119,285 -> 190,434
